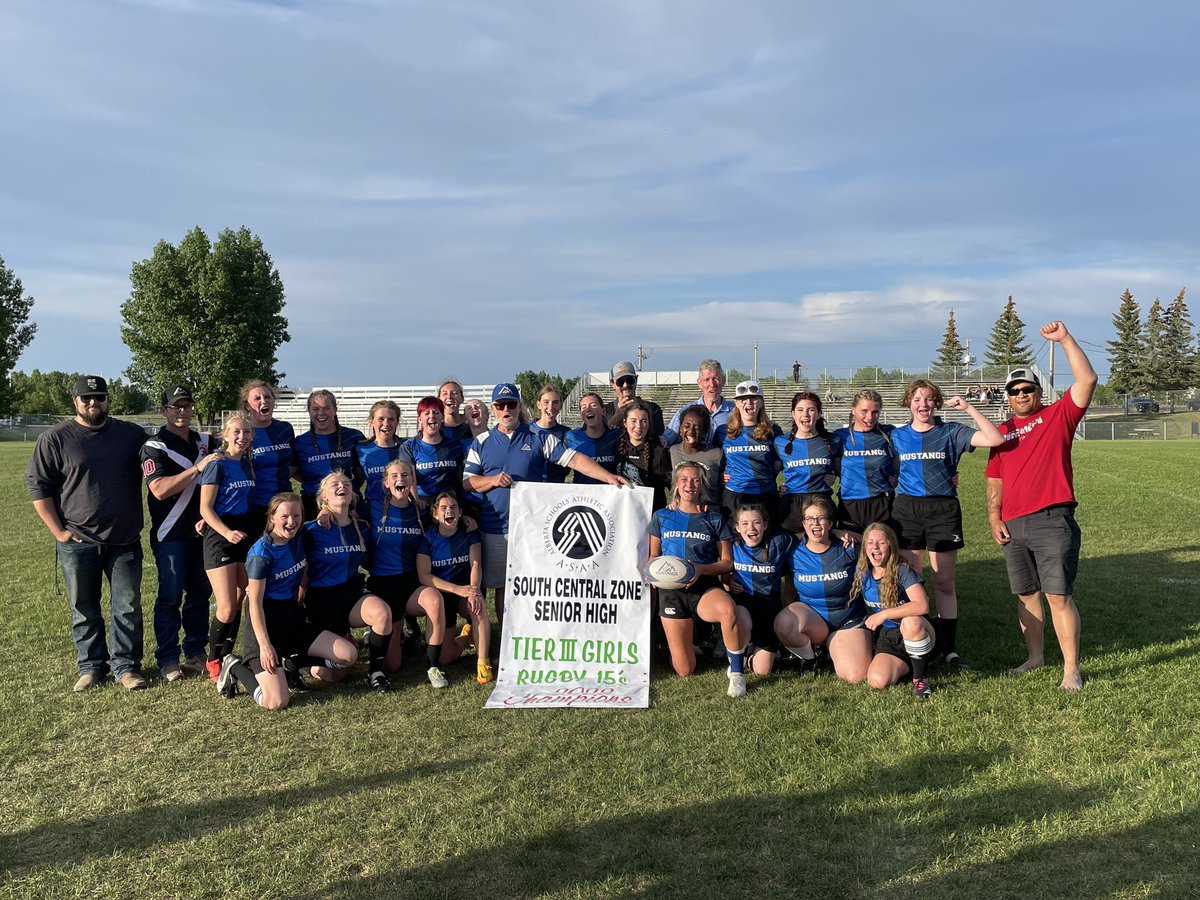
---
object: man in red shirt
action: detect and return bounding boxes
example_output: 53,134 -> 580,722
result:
985,321 -> 1096,691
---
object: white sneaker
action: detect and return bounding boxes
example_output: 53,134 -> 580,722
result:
727,671 -> 747,698
427,666 -> 449,688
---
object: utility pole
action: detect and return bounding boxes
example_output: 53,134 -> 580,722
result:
753,343 -> 759,381
636,344 -> 646,370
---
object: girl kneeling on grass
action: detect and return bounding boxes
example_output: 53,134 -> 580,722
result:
216,493 -> 358,710
853,522 -> 936,699
647,462 -> 752,698
417,492 -> 492,684
774,495 -> 870,684
729,503 -> 796,676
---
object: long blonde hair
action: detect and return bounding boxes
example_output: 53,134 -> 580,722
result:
378,459 -> 417,531
850,522 -> 901,609
316,472 -> 366,548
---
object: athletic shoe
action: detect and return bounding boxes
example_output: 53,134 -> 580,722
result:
161,662 -> 183,683
942,652 -> 972,672
117,671 -> 149,691
283,658 -> 309,693
367,671 -> 392,694
796,656 -> 819,678
216,654 -> 239,698
181,655 -> 207,675
912,678 -> 933,699
458,623 -> 475,652
205,658 -> 221,683
73,672 -> 103,693
727,670 -> 747,698
426,666 -> 449,688
477,660 -> 494,685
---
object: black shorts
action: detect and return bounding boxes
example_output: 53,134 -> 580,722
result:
242,599 -> 319,674
657,575 -> 726,619
1002,505 -> 1081,597
779,491 -> 834,534
722,488 -> 780,529
304,578 -> 368,635
202,513 -> 256,569
301,493 -> 319,521
872,625 -> 909,663
737,594 -> 782,650
837,495 -> 896,535
367,572 -> 422,618
892,495 -> 965,552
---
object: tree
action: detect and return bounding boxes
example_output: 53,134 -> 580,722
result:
513,370 -> 580,405
0,255 -> 38,415
984,296 -> 1032,369
1106,290 -> 1144,393
933,310 -> 964,369
1161,288 -> 1194,390
1142,298 -> 1167,389
121,226 -> 288,423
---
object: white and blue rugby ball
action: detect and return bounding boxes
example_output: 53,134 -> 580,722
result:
643,555 -> 697,591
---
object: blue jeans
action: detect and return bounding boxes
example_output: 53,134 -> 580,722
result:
57,540 -> 143,677
151,539 -> 212,666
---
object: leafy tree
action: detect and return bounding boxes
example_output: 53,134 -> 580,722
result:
933,310 -> 965,369
1161,288 -> 1194,390
1106,290 -> 1144,393
1142,298 -> 1167,389
8,369 -> 151,415
121,226 -> 288,423
0,255 -> 38,415
984,296 -> 1032,368
108,378 -> 151,415
513,370 -> 580,405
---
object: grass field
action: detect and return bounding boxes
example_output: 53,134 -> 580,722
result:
3,440 -> 1200,899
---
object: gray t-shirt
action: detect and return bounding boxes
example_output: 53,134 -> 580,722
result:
669,444 -> 724,506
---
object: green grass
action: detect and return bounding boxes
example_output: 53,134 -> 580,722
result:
3,441 -> 1200,899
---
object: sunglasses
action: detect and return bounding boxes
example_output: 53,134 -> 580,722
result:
493,400 -> 518,410
615,377 -> 637,388
1007,386 -> 1038,397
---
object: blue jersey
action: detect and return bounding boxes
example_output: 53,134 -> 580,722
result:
200,454 -> 255,518
529,422 -> 570,483
420,525 -> 480,585
463,424 -> 576,533
250,420 -> 295,506
775,432 -> 839,496
648,507 -> 731,565
368,500 -> 426,575
302,519 -> 367,588
401,435 -> 464,500
292,427 -> 365,496
833,426 -> 896,500
246,534 -> 306,602
443,421 -> 471,445
355,441 -> 401,514
564,427 -> 618,485
790,542 -> 863,629
892,422 -> 976,498
731,532 -> 795,598
723,425 -> 782,493
858,562 -> 923,630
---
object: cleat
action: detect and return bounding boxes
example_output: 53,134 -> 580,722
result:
912,678 -> 933,699
942,652 -> 972,672
727,670 -> 747,698
216,654 -> 239,698
205,658 -> 221,683
796,656 -> 819,677
367,671 -> 392,693
458,623 -> 475,652
283,658 -> 309,693
476,660 -> 494,685
426,666 -> 449,688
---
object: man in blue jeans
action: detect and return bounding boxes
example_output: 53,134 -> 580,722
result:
26,375 -> 150,692
140,385 -> 223,682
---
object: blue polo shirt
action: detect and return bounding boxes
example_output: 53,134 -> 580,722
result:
464,424 -> 576,534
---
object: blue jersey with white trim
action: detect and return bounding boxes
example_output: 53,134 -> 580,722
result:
246,534 -> 306,602
790,542 -> 863,628
775,432 -> 840,496
564,427 -> 619,485
302,519 -> 367,588
833,426 -> 895,500
368,500 -> 426,576
529,422 -> 570,483
648,507 -> 731,565
892,422 -> 976,497
293,427 -> 365,496
355,441 -> 401,515
400,435 -> 464,500
723,425 -> 782,493
420,525 -> 480,585
250,420 -> 295,506
731,532 -> 795,598
859,562 -> 923,630
464,424 -> 576,533
200,454 -> 255,517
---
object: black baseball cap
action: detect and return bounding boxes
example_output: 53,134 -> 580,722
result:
73,375 -> 108,398
161,385 -> 194,406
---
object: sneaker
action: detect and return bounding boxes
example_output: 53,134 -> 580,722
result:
161,662 -> 183,683
367,671 -> 392,693
477,660 -> 494,685
205,658 -> 221,684
181,655 -> 207,675
426,666 -> 449,688
796,656 -> 819,677
912,678 -> 932,699
727,670 -> 747,698
942,652 -> 972,672
216,654 -> 239,698
117,671 -> 149,691
73,672 -> 104,693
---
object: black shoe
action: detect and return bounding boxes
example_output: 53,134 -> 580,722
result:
912,677 -> 933,699
367,671 -> 392,694
283,658 -> 309,693
797,656 -> 819,677
942,652 -> 972,672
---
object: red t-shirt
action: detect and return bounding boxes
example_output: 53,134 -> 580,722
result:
984,389 -> 1087,520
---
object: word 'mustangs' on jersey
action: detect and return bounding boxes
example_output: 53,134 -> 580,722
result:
509,575 -> 645,602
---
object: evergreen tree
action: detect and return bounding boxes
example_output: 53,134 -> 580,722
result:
933,310 -> 964,370
984,295 -> 1033,369
1161,288 -> 1194,390
1142,298 -> 1167,390
1106,290 -> 1144,393
0,254 -> 38,415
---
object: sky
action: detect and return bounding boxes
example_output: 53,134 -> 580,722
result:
3,0 -> 1199,389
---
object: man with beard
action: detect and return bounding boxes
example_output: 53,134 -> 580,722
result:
604,360 -> 665,435
26,375 -> 150,691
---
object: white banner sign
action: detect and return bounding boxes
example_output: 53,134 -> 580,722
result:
485,482 -> 653,709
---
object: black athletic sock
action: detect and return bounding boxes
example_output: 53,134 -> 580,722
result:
367,630 -> 389,672
233,660 -> 258,695
426,642 -> 442,668
224,607 -> 243,657
937,618 -> 958,656
208,617 -> 232,662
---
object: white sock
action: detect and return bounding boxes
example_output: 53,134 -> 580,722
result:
786,644 -> 815,660
904,636 -> 933,658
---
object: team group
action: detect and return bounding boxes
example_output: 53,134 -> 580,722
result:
24,319 -> 1096,705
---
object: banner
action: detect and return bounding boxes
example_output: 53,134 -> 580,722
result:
485,482 -> 653,709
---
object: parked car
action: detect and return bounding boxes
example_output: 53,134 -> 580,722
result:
1125,396 -> 1160,414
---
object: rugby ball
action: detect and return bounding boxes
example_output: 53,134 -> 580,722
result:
643,555 -> 696,591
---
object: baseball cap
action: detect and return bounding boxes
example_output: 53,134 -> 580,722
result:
161,384 -> 194,406
1004,369 -> 1041,392
610,361 -> 638,381
734,380 -> 762,398
73,375 -> 108,398
491,383 -> 521,404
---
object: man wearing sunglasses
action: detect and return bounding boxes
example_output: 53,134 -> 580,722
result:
603,360 -> 665,435
985,321 -> 1096,692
